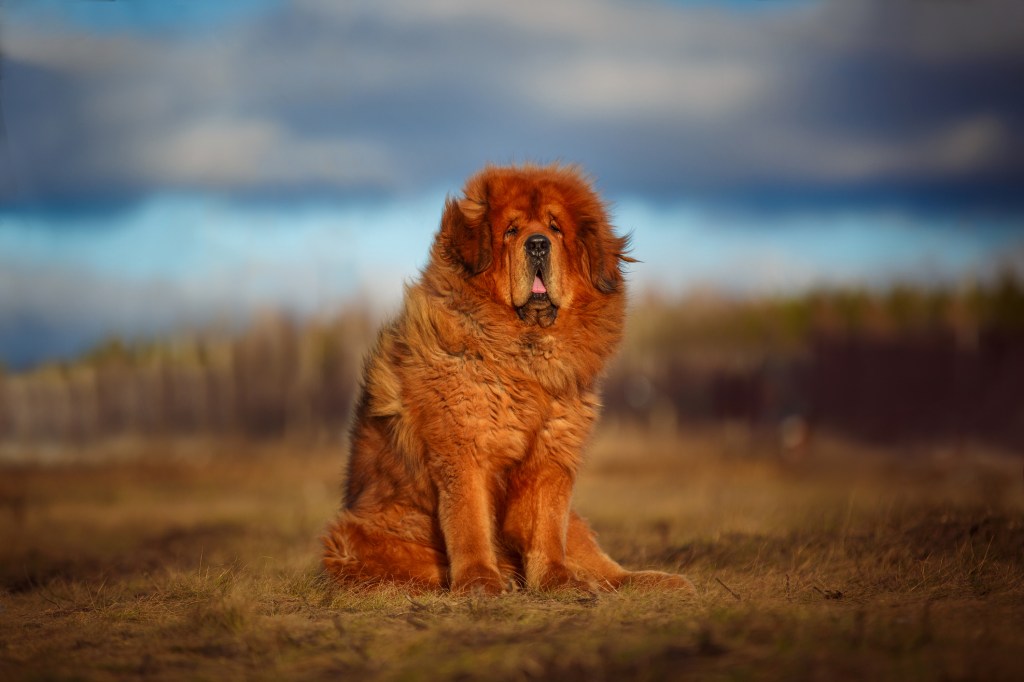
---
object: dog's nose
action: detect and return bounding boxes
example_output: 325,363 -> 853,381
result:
525,233 -> 550,259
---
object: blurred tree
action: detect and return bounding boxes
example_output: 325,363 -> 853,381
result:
1,285 -> 1022,450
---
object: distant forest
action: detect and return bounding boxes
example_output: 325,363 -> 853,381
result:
2,273 -> 1023,452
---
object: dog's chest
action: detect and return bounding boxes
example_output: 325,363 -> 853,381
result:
447,356 -> 566,468
513,334 -> 582,398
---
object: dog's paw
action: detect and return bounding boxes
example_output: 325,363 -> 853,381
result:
534,563 -> 597,595
451,564 -> 506,596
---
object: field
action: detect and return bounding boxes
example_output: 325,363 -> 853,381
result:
2,426 -> 1022,681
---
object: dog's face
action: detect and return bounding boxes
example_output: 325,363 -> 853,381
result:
441,165 -> 629,328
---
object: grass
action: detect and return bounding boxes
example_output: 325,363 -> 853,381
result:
1,426 -> 1022,681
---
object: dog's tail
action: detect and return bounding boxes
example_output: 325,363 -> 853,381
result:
321,515 -> 361,582
321,512 -> 448,589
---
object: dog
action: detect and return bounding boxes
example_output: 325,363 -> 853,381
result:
323,164 -> 692,594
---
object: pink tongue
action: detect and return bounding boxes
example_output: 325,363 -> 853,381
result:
532,275 -> 547,294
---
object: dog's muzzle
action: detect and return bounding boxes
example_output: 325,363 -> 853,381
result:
518,233 -> 558,327
526,233 -> 550,298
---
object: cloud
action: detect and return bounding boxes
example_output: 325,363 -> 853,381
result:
137,118 -> 396,189
529,56 -> 767,123
2,0 -> 1023,208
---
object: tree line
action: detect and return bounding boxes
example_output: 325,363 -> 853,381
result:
2,273 -> 1023,450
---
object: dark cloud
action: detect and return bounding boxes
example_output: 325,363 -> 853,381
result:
2,0 -> 1023,210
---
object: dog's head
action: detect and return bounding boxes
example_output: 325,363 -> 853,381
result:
440,164 -> 631,328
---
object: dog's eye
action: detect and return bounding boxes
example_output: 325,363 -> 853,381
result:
505,226 -> 518,238
549,222 -> 561,234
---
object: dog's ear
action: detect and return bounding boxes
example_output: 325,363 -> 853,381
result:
581,217 -> 632,294
441,194 -> 492,275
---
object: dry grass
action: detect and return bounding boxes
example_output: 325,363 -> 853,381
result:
1,427 -> 1022,681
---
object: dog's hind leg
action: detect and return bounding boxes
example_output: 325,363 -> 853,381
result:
565,511 -> 694,592
322,512 -> 447,590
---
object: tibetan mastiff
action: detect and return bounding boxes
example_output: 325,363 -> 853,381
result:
322,164 -> 691,594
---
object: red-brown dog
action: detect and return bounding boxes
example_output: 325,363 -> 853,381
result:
323,164 -> 692,594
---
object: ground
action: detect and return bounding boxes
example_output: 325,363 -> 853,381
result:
1,425 -> 1022,681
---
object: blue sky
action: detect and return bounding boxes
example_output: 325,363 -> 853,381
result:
1,0 -> 1022,368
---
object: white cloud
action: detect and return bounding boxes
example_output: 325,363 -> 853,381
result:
737,113 -> 1012,186
530,57 -> 766,122
138,119 -> 396,189
3,28 -> 145,74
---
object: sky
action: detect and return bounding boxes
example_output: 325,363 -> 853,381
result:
1,0 -> 1023,368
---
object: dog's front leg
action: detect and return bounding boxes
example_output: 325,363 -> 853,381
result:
503,460 -> 594,592
432,458 -> 506,594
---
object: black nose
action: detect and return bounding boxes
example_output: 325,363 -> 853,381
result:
525,233 -> 550,259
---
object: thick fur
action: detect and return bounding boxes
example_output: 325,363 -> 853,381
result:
322,164 -> 692,594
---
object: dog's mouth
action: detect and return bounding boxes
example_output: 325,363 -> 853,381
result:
517,268 -> 558,327
530,270 -> 549,300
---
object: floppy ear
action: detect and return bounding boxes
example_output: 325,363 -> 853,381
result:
581,219 -> 631,294
441,195 -> 492,275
